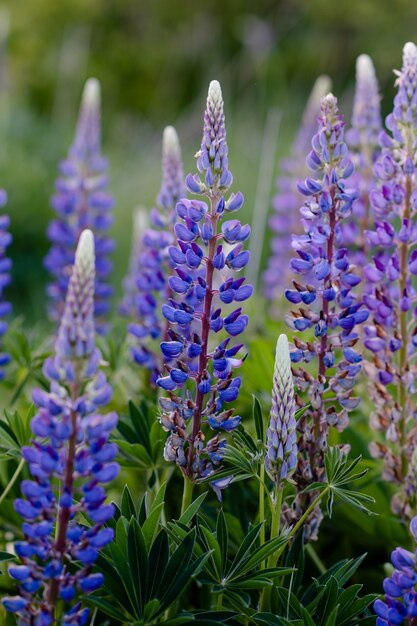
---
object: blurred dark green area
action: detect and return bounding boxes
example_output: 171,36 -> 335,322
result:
1,0 -> 416,318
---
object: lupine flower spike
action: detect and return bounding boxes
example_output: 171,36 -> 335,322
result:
265,334 -> 298,483
0,188 -> 11,380
364,42 -> 417,518
127,126 -> 185,382
2,230 -> 119,625
285,93 -> 366,539
263,75 -> 331,301
44,78 -> 115,333
374,515 -> 417,624
119,206 -> 148,318
343,54 -> 382,270
157,80 -> 252,497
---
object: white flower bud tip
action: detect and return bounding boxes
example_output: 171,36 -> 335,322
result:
208,80 -> 223,107
76,229 -> 95,273
163,125 -> 181,157
82,78 -> 101,109
403,42 -> 417,66
275,333 -> 292,378
356,54 -> 376,81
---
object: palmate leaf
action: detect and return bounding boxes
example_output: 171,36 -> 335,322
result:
303,448 -> 375,518
91,515 -> 210,624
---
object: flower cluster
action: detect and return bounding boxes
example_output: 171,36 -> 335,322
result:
0,188 -> 11,380
285,93 -> 366,538
157,80 -> 252,489
263,75 -> 331,302
44,78 -> 115,333
265,334 -> 297,482
2,230 -> 118,625
127,126 -> 185,383
119,206 -> 148,318
343,54 -> 382,269
363,42 -> 417,517
374,516 -> 417,624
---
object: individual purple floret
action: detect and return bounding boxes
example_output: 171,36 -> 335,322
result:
119,206 -> 148,318
44,78 -> 115,334
265,334 -> 297,482
157,80 -> 252,488
285,93 -> 366,539
2,230 -> 119,625
364,42 -> 417,518
374,515 -> 417,624
0,188 -> 12,380
127,126 -> 185,383
343,54 -> 382,269
263,75 -> 331,302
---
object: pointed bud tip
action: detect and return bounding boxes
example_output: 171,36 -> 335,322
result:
208,80 -> 223,105
403,42 -> 417,65
311,75 -> 332,101
356,54 -> 376,79
82,77 -> 101,108
163,125 -> 180,155
133,206 -> 148,237
76,229 -> 95,267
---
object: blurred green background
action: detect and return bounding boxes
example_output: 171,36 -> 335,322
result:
1,0 -> 417,317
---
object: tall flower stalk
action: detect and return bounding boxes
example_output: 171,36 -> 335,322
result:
263,75 -> 331,302
119,206 -> 148,318
157,80 -> 252,502
260,333 -> 297,611
2,230 -> 119,624
127,126 -> 185,383
285,93 -> 366,539
0,188 -> 11,380
343,54 -> 382,271
44,78 -> 115,333
364,42 -> 417,518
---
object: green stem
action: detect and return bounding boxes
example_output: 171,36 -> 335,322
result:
305,543 -> 326,574
216,592 -> 223,610
0,458 -> 25,508
180,475 -> 194,517
259,463 -> 265,569
259,482 -> 283,612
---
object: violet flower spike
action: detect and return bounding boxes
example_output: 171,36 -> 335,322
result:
263,75 -> 332,301
157,80 -> 252,491
285,93 -> 366,539
343,54 -> 382,270
0,188 -> 12,380
119,206 -> 148,318
2,230 -> 119,625
364,42 -> 417,518
265,334 -> 298,482
374,513 -> 417,624
44,78 -> 115,334
127,126 -> 185,382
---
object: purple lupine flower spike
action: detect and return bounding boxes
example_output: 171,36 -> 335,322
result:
343,54 -> 382,269
0,188 -> 12,380
119,206 -> 148,318
263,75 -> 331,301
285,93 -> 366,539
44,78 -> 115,334
374,514 -> 417,624
2,230 -> 119,625
127,126 -> 185,382
157,80 -> 252,493
364,42 -> 417,518
265,334 -> 297,482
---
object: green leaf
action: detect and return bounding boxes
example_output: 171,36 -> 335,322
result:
127,517 -> 149,614
177,492 -> 207,526
84,596 -> 127,621
252,394 -> 264,442
216,509 -> 228,574
121,485 -> 136,519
